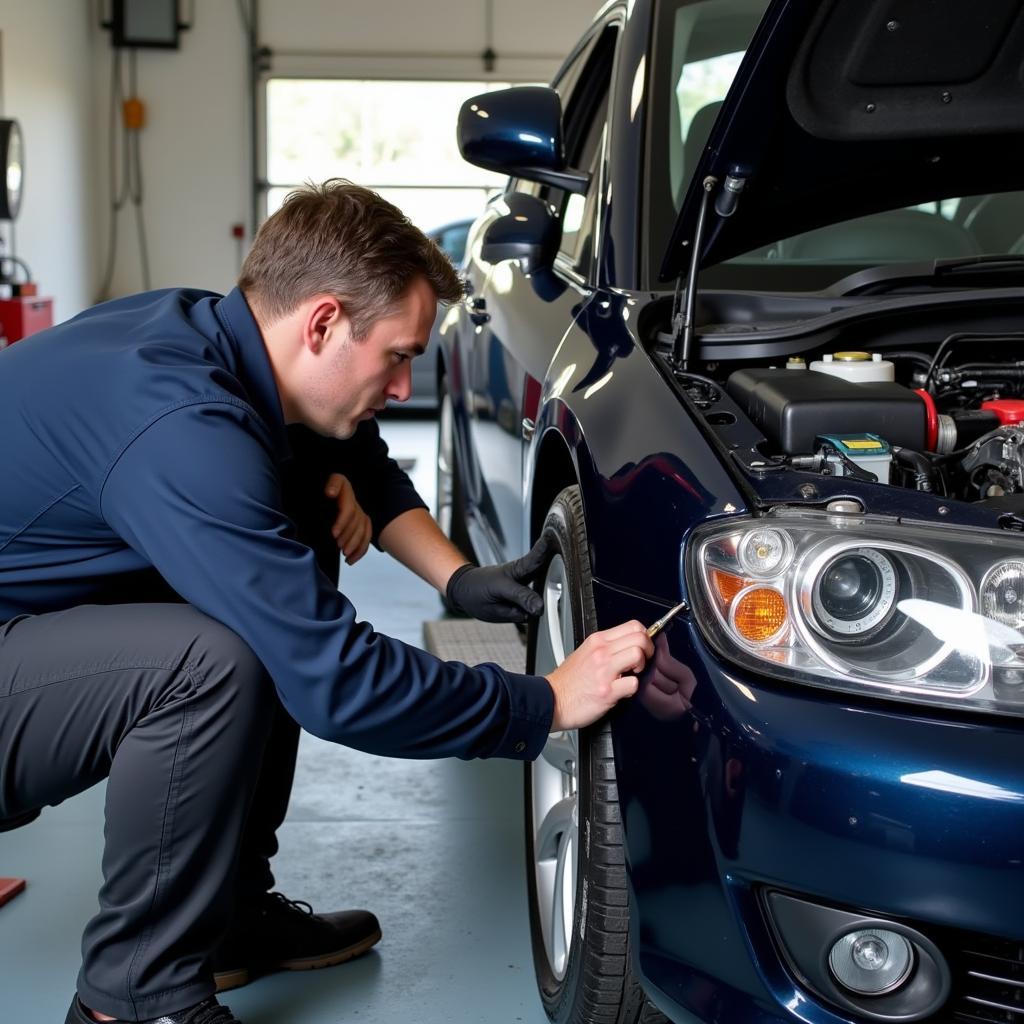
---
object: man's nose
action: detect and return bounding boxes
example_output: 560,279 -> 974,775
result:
386,362 -> 412,403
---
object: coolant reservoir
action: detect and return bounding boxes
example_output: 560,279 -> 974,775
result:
810,351 -> 895,383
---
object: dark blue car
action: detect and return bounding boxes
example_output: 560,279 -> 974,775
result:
436,1 -> 1024,1022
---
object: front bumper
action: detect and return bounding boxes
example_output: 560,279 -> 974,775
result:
593,579 -> 1024,1024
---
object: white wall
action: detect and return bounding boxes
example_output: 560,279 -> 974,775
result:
93,1 -> 250,298
94,0 -> 602,299
0,2 -> 98,323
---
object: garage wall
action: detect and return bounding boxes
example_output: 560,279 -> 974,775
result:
261,0 -> 595,68
93,0 -> 601,299
0,2 -> 98,323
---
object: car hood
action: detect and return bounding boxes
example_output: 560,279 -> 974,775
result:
660,0 -> 1024,281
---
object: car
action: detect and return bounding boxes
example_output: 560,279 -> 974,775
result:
435,1 -> 1024,1022
404,217 -> 473,410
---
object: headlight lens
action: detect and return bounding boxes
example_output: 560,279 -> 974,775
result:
811,549 -> 898,640
688,508 -> 1024,716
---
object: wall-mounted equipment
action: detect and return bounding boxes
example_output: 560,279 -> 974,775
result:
0,119 -> 23,221
106,0 -> 189,50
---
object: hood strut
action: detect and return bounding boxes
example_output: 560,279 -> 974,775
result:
671,175 -> 716,371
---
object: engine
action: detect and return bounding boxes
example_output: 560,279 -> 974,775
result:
720,342 -> 1024,506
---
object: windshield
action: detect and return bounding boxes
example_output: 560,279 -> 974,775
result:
646,0 -> 1024,287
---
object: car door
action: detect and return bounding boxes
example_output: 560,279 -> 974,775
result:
460,17 -> 622,564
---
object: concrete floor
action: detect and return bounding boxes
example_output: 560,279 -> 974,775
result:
0,415 -> 549,1024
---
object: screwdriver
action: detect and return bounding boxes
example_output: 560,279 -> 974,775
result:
646,600 -> 688,638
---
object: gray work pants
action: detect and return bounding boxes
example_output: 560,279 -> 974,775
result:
0,426 -> 340,1020
0,604 -> 277,1018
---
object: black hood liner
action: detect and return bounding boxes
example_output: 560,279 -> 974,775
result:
661,0 -> 1024,281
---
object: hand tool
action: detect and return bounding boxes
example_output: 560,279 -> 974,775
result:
646,600 -> 688,638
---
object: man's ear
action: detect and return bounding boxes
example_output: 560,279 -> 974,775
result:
303,296 -> 347,354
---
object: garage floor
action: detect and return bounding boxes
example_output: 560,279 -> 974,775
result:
0,416 -> 548,1024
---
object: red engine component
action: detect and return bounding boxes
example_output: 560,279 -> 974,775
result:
914,388 -> 939,450
981,399 -> 1024,426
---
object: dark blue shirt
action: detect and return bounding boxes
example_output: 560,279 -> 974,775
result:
0,287 -> 552,759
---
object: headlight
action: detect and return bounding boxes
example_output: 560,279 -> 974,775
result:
810,548 -> 898,640
687,508 -> 1024,716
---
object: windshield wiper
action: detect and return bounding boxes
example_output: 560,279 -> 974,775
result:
936,254 -> 1024,277
831,254 -> 1024,297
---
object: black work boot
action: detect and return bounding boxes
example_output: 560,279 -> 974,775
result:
213,892 -> 382,992
66,995 -> 241,1024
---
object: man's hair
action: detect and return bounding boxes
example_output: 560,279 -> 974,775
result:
239,179 -> 463,338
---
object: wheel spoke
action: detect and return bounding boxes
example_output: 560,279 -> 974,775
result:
558,585 -> 574,664
535,795 -> 574,861
545,588 -> 566,665
551,823 -> 575,975
436,393 -> 454,533
541,731 -> 576,773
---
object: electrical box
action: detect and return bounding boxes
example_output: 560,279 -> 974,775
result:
111,0 -> 180,49
0,295 -> 53,346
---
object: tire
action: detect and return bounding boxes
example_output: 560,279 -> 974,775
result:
526,486 -> 666,1024
436,376 -> 473,613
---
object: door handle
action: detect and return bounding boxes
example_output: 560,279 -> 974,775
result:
468,296 -> 490,326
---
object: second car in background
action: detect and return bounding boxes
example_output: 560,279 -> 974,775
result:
405,217 -> 473,410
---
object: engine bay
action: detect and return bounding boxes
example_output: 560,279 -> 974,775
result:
674,329 -> 1024,511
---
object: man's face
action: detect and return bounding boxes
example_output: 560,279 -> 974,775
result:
299,276 -> 436,439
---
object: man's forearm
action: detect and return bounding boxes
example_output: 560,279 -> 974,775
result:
378,507 -> 470,593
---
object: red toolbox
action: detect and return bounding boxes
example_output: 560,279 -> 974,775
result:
0,295 -> 53,346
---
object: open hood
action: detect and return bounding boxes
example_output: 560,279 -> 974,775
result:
660,0 -> 1024,282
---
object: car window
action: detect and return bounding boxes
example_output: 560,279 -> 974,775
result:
435,222 -> 471,266
502,34 -> 602,205
558,101 -> 608,269
549,24 -> 618,275
552,26 -> 605,114
645,0 -> 767,283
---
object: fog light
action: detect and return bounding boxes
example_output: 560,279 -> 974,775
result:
829,928 -> 914,995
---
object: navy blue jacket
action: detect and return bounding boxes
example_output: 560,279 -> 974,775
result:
0,288 -> 553,760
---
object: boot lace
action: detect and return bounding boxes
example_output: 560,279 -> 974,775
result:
181,998 -> 241,1024
265,891 -> 314,917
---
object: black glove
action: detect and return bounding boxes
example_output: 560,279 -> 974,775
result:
446,535 -> 551,623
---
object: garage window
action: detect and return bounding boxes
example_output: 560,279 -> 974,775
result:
265,79 -> 511,233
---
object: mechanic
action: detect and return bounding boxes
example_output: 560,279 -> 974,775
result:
0,179 -> 653,1024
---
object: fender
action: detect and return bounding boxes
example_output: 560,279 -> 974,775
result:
527,289 -> 748,604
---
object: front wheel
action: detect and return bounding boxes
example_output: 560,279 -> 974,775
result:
525,485 -> 665,1024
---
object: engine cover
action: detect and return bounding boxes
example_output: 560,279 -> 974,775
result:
726,368 -> 927,454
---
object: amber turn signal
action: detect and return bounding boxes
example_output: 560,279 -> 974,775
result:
733,587 -> 788,643
710,568 -> 746,608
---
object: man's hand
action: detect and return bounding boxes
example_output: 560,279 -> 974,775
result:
545,620 -> 653,731
445,535 -> 551,623
325,473 -> 372,565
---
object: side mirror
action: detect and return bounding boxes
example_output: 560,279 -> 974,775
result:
481,194 -> 559,273
458,86 -> 590,194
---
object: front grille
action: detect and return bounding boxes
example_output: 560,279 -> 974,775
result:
950,933 -> 1024,1023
